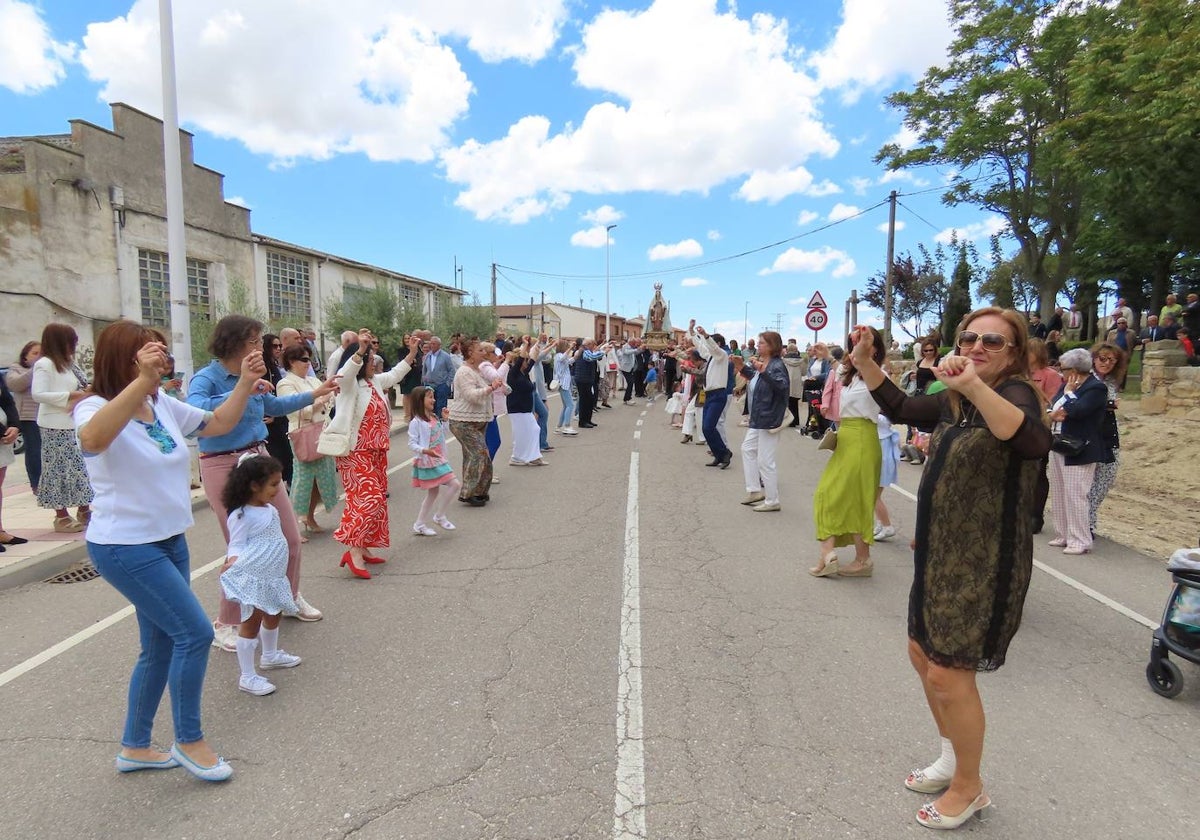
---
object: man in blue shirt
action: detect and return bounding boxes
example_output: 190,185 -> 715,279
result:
421,336 -> 456,416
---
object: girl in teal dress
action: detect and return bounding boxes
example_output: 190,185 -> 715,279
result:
406,386 -> 462,536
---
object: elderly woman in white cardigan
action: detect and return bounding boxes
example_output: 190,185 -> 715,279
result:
325,332 -> 418,579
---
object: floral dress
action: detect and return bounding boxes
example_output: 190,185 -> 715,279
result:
411,418 -> 454,489
333,388 -> 391,548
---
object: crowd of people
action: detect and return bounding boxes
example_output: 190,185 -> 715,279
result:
0,297 -> 1187,829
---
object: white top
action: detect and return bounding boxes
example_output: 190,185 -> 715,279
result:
32,357 -> 84,429
226,504 -> 274,557
692,334 -> 730,391
75,394 -> 210,544
323,353 -> 412,450
838,376 -> 879,420
276,371 -> 329,427
325,346 -> 346,381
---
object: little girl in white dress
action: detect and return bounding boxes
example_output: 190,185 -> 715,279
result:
219,454 -> 302,696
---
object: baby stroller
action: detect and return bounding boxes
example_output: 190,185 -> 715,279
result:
801,379 -> 828,440
1146,546 -> 1200,698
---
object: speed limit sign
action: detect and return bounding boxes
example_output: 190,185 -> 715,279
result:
805,308 -> 828,331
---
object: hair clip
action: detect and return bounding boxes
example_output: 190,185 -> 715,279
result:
237,451 -> 258,467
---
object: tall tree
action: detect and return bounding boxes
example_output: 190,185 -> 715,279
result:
943,244 -> 974,338
877,0 -> 1086,319
862,249 -> 948,341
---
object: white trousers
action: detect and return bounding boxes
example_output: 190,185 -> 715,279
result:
1049,452 -> 1095,550
683,401 -> 698,436
509,413 -> 542,462
741,428 -> 779,503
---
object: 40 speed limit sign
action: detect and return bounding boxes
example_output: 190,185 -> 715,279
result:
805,308 -> 828,331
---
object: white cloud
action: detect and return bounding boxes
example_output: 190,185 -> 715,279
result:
570,226 -> 615,248
710,320 -> 745,341
879,168 -> 929,186
760,246 -> 856,278
886,124 -> 923,151
828,203 -> 862,222
877,220 -> 906,233
707,229 -> 722,241
680,277 -> 709,287
648,238 -> 703,261
736,166 -> 840,203
935,216 -> 1008,245
226,196 -> 251,209
809,0 -> 954,101
848,176 -> 873,195
443,0 -> 839,222
0,0 -> 75,94
582,205 -> 623,226
796,210 -> 819,227
77,0 -> 569,165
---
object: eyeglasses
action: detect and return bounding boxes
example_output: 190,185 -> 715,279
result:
956,331 -> 1013,352
922,348 -> 936,353
1095,355 -> 1117,364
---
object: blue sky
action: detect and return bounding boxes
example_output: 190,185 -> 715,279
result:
1,0 -> 1009,344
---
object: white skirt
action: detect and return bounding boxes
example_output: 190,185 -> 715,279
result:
509,413 -> 542,462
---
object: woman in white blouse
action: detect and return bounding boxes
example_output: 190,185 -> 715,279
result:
31,323 -> 93,532
810,328 -> 888,578
276,344 -> 337,537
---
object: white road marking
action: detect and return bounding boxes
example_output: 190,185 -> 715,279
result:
614,451 -> 647,839
636,419 -> 643,427
885,483 -> 1156,629
633,431 -> 641,440
2,438 -> 427,690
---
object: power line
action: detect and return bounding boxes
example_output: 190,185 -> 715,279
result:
497,198 -> 890,282
895,199 -> 941,234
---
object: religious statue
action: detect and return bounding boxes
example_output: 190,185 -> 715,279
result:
641,283 -> 672,350
648,283 -> 668,332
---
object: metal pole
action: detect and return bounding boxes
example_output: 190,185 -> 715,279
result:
884,190 -> 897,342
744,301 -> 749,346
540,291 -> 545,333
605,224 -> 617,341
158,0 -> 192,373
490,262 -> 497,308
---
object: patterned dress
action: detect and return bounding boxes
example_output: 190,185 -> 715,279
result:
219,505 -> 299,622
872,377 -> 1051,671
334,388 -> 391,548
411,418 -> 455,489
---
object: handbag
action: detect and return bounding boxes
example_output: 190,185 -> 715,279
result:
288,422 -> 324,462
1050,434 -> 1086,456
549,379 -> 560,391
316,427 -> 351,457
817,428 -> 838,451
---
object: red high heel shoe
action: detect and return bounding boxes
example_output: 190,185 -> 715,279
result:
340,551 -> 371,579
363,555 -> 386,565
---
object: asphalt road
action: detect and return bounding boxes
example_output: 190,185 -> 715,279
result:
1,400 -> 1195,840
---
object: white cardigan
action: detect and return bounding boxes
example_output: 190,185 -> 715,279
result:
32,356 -> 84,429
324,353 -> 412,451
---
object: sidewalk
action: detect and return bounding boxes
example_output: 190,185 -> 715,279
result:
0,410 -> 409,590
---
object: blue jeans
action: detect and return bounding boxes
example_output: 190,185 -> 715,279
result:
88,536 -> 213,747
532,391 -> 549,449
429,382 -> 451,417
701,389 -> 730,460
19,420 -> 42,492
558,384 -> 575,428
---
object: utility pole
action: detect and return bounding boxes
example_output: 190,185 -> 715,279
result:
158,0 -> 192,375
884,189 -> 897,342
490,262 -> 497,308
529,296 -> 534,335
846,289 -> 860,348
453,255 -> 458,290
540,291 -> 545,333
605,224 -> 618,341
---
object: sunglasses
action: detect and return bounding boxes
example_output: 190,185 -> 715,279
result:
1095,355 -> 1117,364
271,343 -> 282,349
956,331 -> 1013,352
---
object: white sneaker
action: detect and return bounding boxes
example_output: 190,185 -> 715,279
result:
293,594 -> 323,622
260,650 -> 302,670
561,427 -> 578,435
554,427 -> 563,435
238,674 -> 277,695
874,524 -> 897,541
412,522 -> 437,536
211,622 -> 238,653
432,514 -> 456,531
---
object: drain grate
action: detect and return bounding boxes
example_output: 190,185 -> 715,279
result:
45,560 -> 101,584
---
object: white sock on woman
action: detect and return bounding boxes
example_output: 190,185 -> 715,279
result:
927,736 -> 956,778
236,637 -> 259,679
259,627 -> 279,658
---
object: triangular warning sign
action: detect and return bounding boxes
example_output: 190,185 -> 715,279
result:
807,290 -> 828,309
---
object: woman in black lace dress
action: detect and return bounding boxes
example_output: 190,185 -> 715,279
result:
849,307 -> 1051,830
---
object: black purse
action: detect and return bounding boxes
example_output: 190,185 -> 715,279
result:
1051,434 -> 1086,456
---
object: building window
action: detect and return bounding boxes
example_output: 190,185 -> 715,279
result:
400,284 -> 421,309
138,249 -> 211,327
432,291 -> 446,322
266,251 -> 311,321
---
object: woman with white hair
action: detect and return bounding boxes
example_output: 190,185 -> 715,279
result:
1046,348 -> 1108,555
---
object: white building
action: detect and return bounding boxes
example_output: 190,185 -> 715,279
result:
0,103 -> 462,364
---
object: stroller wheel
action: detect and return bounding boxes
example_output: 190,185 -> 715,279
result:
1146,659 -> 1184,698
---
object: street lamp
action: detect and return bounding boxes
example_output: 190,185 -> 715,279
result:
605,224 -> 618,341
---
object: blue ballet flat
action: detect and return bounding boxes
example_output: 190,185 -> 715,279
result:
115,753 -> 180,773
169,744 -> 233,782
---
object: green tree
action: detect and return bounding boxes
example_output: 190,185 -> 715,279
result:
862,250 -> 947,341
877,0 -> 1086,319
323,284 -> 423,355
433,293 -> 498,340
189,277 -> 267,371
979,235 -> 1040,313
943,244 -> 974,338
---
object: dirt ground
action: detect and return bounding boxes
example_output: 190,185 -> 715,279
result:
1099,405 -> 1200,560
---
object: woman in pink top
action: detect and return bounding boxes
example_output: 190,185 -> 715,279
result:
1027,338 -> 1062,534
478,342 -> 510,462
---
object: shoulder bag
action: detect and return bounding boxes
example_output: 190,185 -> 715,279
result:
1050,434 -> 1086,457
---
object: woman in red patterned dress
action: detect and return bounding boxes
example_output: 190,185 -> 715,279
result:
328,331 -> 418,578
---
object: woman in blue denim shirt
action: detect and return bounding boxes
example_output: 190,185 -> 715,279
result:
78,320 -> 265,781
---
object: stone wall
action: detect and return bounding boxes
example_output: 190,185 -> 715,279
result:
1140,341 -> 1200,420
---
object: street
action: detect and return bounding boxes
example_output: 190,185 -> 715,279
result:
0,400 -> 1195,840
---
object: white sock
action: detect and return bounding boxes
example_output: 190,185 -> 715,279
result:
259,627 -> 279,658
927,736 -> 956,778
235,637 -> 259,679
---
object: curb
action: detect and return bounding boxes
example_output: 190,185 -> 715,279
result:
0,417 -> 410,592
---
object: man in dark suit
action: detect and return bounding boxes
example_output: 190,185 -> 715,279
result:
1139,315 -> 1166,346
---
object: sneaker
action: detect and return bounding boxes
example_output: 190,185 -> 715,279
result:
211,622 -> 238,653
238,674 -> 277,696
874,524 -> 897,541
561,427 -> 578,435
751,501 -> 781,512
293,594 -> 323,622
432,514 -> 456,531
260,650 -> 302,670
412,523 -> 438,536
